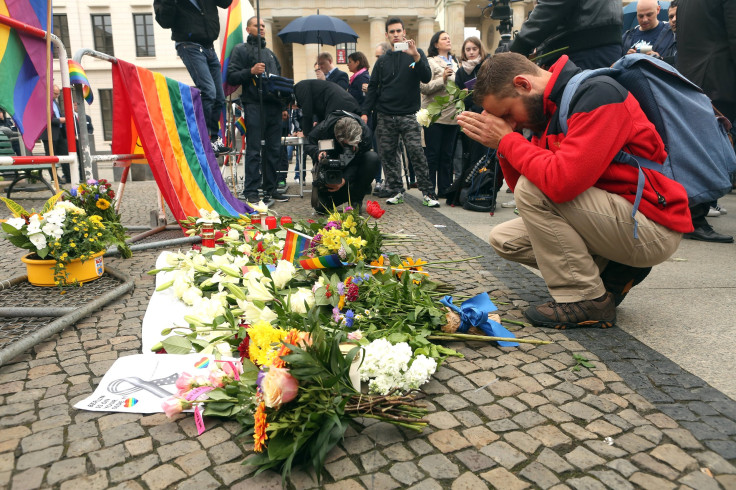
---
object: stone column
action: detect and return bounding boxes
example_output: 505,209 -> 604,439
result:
417,16 -> 435,53
369,16 -> 387,53
511,1 -> 528,41
444,0 -> 468,54
263,18 -> 274,54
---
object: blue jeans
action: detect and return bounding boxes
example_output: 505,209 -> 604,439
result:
176,42 -> 225,138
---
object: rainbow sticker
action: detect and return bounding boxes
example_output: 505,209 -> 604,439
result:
194,357 -> 210,369
124,398 -> 138,408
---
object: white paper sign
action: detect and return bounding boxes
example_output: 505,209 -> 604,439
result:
73,353 -> 233,413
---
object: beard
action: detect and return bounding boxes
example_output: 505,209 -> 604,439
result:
523,93 -> 548,134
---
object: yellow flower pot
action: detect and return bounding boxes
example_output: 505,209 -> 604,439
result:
21,251 -> 105,287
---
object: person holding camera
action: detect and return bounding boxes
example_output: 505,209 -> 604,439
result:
227,16 -> 289,206
420,30 -> 459,198
294,79 -> 361,138
362,17 -> 439,208
306,111 -> 380,214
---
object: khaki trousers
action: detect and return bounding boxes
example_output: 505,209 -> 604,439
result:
489,177 -> 682,302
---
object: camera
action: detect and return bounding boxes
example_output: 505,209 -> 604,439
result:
393,42 -> 409,52
316,157 -> 345,186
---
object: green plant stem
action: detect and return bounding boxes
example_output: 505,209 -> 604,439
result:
501,318 -> 528,327
428,333 -> 551,344
414,256 -> 483,267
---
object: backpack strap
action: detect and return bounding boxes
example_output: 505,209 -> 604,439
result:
558,67 -> 652,239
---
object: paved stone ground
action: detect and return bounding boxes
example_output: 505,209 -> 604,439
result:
2,181 -> 736,489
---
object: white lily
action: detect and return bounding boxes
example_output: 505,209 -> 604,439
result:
272,260 -> 296,289
245,275 -> 274,302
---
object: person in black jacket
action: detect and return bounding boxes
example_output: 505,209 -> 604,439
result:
154,0 -> 232,155
346,51 -> 370,110
362,17 -> 439,208
316,52 -> 350,90
306,111 -> 380,214
293,79 -> 361,137
227,16 -> 290,205
508,0 -> 622,69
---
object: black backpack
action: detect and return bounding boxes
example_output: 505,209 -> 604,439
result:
458,150 -> 502,213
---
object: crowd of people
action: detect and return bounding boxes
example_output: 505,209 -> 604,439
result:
152,3 -> 734,330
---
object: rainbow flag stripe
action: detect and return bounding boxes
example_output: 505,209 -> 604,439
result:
234,116 -> 245,135
111,59 -> 253,223
0,0 -> 50,150
298,254 -> 345,270
68,60 -> 93,104
220,0 -> 243,97
281,228 -> 312,263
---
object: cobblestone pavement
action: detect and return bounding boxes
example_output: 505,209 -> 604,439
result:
2,181 -> 736,489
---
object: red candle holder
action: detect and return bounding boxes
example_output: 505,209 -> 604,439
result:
280,216 -> 292,226
265,216 -> 277,230
201,225 -> 215,248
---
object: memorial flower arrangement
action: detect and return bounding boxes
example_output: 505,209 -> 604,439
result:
300,204 -> 383,263
62,179 -> 131,259
1,193 -> 130,285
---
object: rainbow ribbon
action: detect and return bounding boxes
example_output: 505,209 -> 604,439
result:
68,60 -> 94,104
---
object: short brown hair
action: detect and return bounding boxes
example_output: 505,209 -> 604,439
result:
473,52 -> 542,105
317,52 -> 333,63
348,51 -> 370,71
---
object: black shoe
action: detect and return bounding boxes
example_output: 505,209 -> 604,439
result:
244,195 -> 260,204
375,188 -> 396,198
684,225 -> 734,243
262,196 -> 275,207
601,262 -> 652,307
211,138 -> 232,156
409,181 -> 418,189
524,293 -> 616,330
269,191 -> 290,202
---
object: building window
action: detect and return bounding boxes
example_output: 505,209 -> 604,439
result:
91,14 -> 114,56
99,89 -> 113,141
53,14 -> 71,59
133,13 -> 155,57
336,42 -> 357,64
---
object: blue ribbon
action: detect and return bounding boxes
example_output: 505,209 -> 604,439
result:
439,294 -> 518,347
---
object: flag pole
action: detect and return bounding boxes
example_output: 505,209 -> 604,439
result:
45,0 -> 60,192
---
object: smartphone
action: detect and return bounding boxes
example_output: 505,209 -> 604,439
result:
393,42 -> 409,52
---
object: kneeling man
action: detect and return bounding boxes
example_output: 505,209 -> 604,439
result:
306,110 -> 380,214
457,53 -> 692,329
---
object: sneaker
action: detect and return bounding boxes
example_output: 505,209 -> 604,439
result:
708,207 -> 721,217
501,199 -> 516,208
600,262 -> 652,306
269,191 -> 290,202
262,195 -> 275,207
714,205 -> 727,215
423,193 -> 440,208
211,138 -> 232,155
244,195 -> 260,205
524,293 -> 616,329
372,182 -> 383,195
386,192 -> 404,205
376,188 -> 396,198
278,181 -> 288,192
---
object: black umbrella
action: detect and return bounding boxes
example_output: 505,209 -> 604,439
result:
277,15 -> 359,46
622,0 -> 671,33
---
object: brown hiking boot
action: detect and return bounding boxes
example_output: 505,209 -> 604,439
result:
524,293 -> 616,329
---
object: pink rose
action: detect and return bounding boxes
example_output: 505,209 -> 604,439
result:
261,367 -> 299,409
208,370 -> 226,388
161,397 -> 184,418
175,372 -> 195,393
220,361 -> 243,379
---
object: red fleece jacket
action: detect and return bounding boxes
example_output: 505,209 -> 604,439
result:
497,56 -> 693,233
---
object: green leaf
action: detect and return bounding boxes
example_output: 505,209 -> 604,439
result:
161,336 -> 193,354
268,432 -> 296,461
0,197 -> 27,217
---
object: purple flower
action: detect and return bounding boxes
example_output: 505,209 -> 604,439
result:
311,234 -> 323,246
324,221 -> 341,231
332,306 -> 341,323
337,282 -> 345,295
352,275 -> 363,285
70,187 -> 78,197
344,206 -> 353,212
256,370 -> 266,389
345,310 -> 355,328
87,179 -> 97,185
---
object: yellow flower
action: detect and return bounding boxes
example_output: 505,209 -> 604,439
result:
247,320 -> 286,366
96,198 -> 111,210
74,227 -> 79,231
70,242 -> 76,248
89,238 -> 95,242
369,255 -> 385,274
97,233 -> 102,237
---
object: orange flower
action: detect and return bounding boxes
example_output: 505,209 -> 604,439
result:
272,329 -> 300,368
369,255 -> 385,275
399,257 -> 427,282
253,402 -> 268,452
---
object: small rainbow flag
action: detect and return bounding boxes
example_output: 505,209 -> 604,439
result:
220,0 -> 253,96
298,254 -> 346,270
281,228 -> 312,263
234,116 -> 246,135
68,60 -> 93,104
124,398 -> 138,407
194,357 -> 210,369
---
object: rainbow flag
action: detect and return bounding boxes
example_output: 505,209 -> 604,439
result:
298,254 -> 346,270
68,60 -> 93,104
220,0 -> 244,97
234,115 -> 245,135
281,228 -> 312,263
0,0 -> 50,150
111,59 -> 253,223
